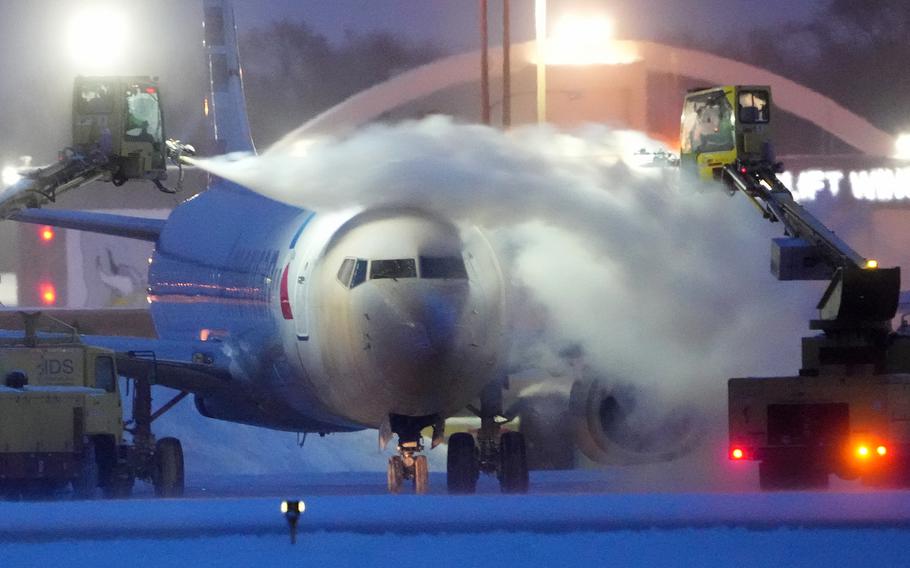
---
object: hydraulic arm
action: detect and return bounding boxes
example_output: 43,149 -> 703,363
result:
0,76 -> 195,219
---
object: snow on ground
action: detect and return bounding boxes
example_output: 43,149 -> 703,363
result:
4,529 -> 910,568
3,478 -> 910,568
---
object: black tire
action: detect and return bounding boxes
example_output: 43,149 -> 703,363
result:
387,456 -> 404,494
414,455 -> 429,495
72,439 -> 99,500
499,431 -> 529,494
759,457 -> 828,490
447,433 -> 478,494
154,437 -> 185,498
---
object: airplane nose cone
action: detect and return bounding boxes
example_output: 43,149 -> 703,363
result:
368,282 -> 468,361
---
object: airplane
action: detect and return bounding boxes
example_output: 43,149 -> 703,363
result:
0,0 -> 696,495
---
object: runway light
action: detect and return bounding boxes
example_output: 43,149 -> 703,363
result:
865,259 -> 879,269
39,226 -> 55,243
281,499 -> 305,545
39,283 -> 57,306
876,445 -> 887,457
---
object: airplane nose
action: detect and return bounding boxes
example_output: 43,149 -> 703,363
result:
371,282 -> 467,358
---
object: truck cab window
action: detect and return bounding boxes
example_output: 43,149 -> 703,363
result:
78,83 -> 114,114
94,356 -> 116,392
739,91 -> 770,124
125,88 -> 163,143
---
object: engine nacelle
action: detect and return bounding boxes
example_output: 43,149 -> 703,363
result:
569,378 -> 702,465
510,377 -> 702,469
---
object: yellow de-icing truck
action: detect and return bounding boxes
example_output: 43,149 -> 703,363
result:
681,86 -> 910,490
0,315 -> 184,499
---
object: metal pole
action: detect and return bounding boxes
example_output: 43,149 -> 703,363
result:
480,0 -> 491,125
502,0 -> 512,128
535,0 -> 547,123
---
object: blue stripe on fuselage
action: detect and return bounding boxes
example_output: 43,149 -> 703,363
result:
289,213 -> 316,249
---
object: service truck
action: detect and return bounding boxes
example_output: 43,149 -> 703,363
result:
0,314 -> 183,499
680,85 -> 910,489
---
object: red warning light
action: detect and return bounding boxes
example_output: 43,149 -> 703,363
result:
730,447 -> 746,460
39,283 -> 57,305
39,226 -> 55,243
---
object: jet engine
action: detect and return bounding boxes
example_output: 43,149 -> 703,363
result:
509,376 -> 703,469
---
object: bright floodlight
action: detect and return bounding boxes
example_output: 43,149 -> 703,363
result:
65,4 -> 129,73
2,166 -> 22,188
544,14 -> 639,65
896,133 -> 910,161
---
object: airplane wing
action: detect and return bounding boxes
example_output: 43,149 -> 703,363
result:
87,335 -> 234,396
0,308 -> 156,338
0,310 -> 232,396
9,208 -> 165,242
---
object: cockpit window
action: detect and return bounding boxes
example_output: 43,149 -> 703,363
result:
337,258 -> 355,287
420,256 -> 467,279
370,259 -> 417,280
338,258 -> 369,289
351,259 -> 368,288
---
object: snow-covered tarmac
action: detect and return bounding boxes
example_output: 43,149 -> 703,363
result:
2,471 -> 910,567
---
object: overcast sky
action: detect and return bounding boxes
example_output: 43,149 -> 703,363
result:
233,0 -> 817,52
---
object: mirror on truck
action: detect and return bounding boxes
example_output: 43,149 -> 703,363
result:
72,76 -> 168,185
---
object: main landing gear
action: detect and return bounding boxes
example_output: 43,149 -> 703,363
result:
447,380 -> 529,495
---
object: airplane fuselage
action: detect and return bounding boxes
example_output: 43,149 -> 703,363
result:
147,182 -> 508,433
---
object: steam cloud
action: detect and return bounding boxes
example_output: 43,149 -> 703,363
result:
196,117 -> 817,478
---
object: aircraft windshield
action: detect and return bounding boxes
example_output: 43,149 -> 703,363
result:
337,258 -> 369,289
370,259 -> 417,280
420,256 -> 467,279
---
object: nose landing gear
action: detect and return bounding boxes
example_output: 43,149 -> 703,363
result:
385,414 -> 440,494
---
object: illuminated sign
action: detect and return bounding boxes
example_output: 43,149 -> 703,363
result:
785,166 -> 910,203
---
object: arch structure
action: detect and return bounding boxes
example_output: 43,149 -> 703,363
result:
271,40 -> 896,158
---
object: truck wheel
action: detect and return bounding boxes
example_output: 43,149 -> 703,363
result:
447,433 -> 478,494
72,439 -> 99,500
499,432 -> 530,494
759,457 -> 828,490
154,437 -> 185,498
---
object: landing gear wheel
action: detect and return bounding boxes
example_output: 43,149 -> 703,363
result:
414,455 -> 429,494
72,439 -> 99,500
387,455 -> 404,494
153,437 -> 185,498
759,456 -> 828,490
499,432 -> 529,494
447,433 -> 478,494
